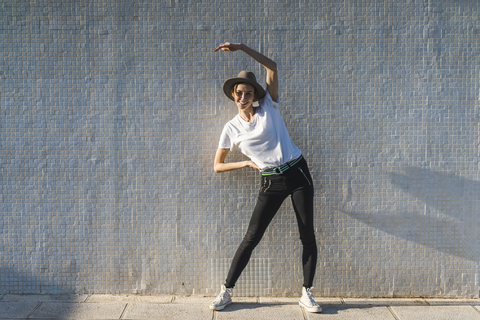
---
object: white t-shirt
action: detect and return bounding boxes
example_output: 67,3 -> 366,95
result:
218,91 -> 302,171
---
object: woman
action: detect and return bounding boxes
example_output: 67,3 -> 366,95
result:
210,42 -> 321,313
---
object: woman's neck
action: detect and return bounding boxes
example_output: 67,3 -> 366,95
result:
238,107 -> 256,122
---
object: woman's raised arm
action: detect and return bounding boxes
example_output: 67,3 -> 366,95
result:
214,42 -> 278,102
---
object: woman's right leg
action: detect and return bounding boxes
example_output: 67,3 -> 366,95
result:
291,184 -> 317,288
224,185 -> 287,288
290,160 -> 317,289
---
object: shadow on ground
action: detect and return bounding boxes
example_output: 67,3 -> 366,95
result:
0,267 -> 74,319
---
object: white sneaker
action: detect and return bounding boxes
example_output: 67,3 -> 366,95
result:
209,285 -> 233,310
299,287 -> 322,313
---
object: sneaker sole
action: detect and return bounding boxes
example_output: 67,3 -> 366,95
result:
209,300 -> 232,311
299,301 -> 322,313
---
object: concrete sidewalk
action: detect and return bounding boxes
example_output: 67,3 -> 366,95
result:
1,294 -> 480,320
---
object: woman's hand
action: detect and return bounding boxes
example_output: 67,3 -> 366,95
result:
214,148 -> 261,172
213,42 -> 244,52
246,160 -> 261,171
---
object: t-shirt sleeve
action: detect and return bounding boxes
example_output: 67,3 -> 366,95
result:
218,125 -> 233,149
258,90 -> 280,109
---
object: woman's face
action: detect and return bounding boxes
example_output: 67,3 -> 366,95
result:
233,83 -> 255,111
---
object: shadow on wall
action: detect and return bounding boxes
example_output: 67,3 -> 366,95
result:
0,267 -> 73,319
341,166 -> 480,262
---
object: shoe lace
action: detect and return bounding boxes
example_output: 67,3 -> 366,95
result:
305,288 -> 319,306
213,289 -> 229,304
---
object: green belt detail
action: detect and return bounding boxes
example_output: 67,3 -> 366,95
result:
261,156 -> 303,176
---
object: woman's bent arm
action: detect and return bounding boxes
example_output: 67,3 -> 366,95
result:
214,148 -> 260,173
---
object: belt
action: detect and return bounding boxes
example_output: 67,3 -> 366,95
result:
261,156 -> 303,176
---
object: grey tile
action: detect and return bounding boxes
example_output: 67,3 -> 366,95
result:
216,302 -> 304,320
29,302 -> 126,319
172,296 -> 217,304
2,294 -> 88,303
306,305 -> 397,320
123,302 -> 213,320
87,294 -> 172,303
258,297 -> 298,304
0,302 -> 39,319
343,298 -> 427,306
391,306 -> 480,320
425,299 -> 480,306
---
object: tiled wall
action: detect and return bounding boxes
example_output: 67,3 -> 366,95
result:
1,0 -> 479,297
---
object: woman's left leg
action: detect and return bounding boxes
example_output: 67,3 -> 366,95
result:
290,164 -> 317,288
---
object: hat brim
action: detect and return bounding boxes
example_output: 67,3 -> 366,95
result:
222,77 -> 266,102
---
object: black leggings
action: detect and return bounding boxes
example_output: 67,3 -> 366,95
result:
225,157 -> 318,289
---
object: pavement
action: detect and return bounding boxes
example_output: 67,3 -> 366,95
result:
1,294 -> 480,320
